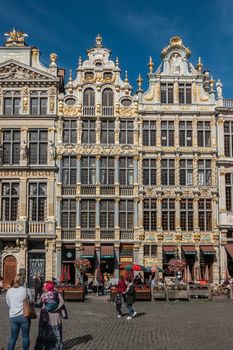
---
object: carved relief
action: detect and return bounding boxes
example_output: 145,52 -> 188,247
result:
0,63 -> 50,80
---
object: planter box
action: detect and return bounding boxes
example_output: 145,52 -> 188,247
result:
189,284 -> 211,300
135,287 -> 151,300
62,287 -> 85,302
152,286 -> 167,301
167,286 -> 189,300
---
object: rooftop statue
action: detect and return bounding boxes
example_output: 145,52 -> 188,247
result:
4,28 -> 28,47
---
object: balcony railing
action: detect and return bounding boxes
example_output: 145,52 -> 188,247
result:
120,186 -> 134,196
120,230 -> 134,240
81,229 -> 96,239
100,185 -> 115,196
28,222 -> 46,234
100,229 -> 115,239
81,185 -> 96,195
0,221 -> 18,234
62,185 -> 76,196
224,99 -> 233,107
102,106 -> 114,116
83,106 -> 95,116
62,229 -> 76,240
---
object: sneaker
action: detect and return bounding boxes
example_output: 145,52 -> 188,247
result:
127,316 -> 132,320
118,315 -> 122,318
133,312 -> 137,318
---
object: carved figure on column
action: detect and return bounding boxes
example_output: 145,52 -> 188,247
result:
48,140 -> 55,162
20,140 -> 28,161
115,119 -> 120,133
134,117 -> 139,133
0,145 -> 3,165
170,53 -> 182,74
96,120 -> 101,132
77,119 -> 82,132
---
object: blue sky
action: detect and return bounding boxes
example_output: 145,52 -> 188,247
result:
1,0 -> 233,97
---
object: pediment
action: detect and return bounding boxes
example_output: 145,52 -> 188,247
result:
0,60 -> 58,81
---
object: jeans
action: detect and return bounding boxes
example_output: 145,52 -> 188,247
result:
126,304 -> 134,317
8,315 -> 31,350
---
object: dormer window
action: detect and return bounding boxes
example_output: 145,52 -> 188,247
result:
65,98 -> 76,106
103,72 -> 112,80
121,99 -> 132,107
84,72 -> 94,80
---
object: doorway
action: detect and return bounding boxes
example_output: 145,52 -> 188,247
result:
3,255 -> 17,288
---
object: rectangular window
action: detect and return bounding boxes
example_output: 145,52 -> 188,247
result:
100,200 -> 115,228
197,121 -> 211,147
3,93 -> 21,115
1,182 -> 19,221
144,245 -> 157,257
30,97 -> 48,115
161,83 -> 174,104
28,183 -> 47,221
142,121 -> 156,146
143,159 -> 156,186
179,84 -> 192,104
61,199 -> 76,228
224,121 -> 233,157
198,199 -> 212,231
101,120 -> 115,144
143,199 -> 157,231
180,199 -> 193,231
100,157 -> 115,185
226,173 -> 232,211
119,157 -> 134,185
29,130 -> 48,165
62,156 -> 77,185
161,159 -> 175,186
119,200 -> 134,229
161,121 -> 174,147
162,199 -> 175,231
198,159 -> 212,186
81,156 -> 96,185
81,200 -> 96,228
120,121 -> 133,144
2,129 -> 20,165
82,120 -> 96,144
180,159 -> 193,186
179,121 -> 192,147
63,120 -> 77,143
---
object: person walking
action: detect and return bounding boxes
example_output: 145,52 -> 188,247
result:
117,276 -> 127,304
115,290 -> 123,318
126,278 -> 137,320
34,281 -> 65,350
6,274 -> 32,350
34,272 -> 43,305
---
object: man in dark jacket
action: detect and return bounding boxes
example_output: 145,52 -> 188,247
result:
34,272 -> 43,303
126,278 -> 137,320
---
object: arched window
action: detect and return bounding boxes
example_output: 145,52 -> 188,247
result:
102,88 -> 114,116
83,88 -> 95,116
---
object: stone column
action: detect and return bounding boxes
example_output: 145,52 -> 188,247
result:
48,128 -> 55,166
75,243 -> 81,283
219,168 -> 227,226
211,155 -> 217,187
175,195 -> 181,231
95,245 -> 101,270
193,154 -> 198,187
76,199 -> 81,240
45,239 -> 54,280
156,118 -> 161,148
56,243 -> 62,280
115,156 -> 119,197
77,119 -> 82,145
133,157 -> 138,185
192,117 -> 198,149
115,199 -> 120,241
134,244 -> 139,264
157,196 -> 162,230
217,116 -> 225,157
220,230 -> 228,282
174,80 -> 179,104
96,199 -> 100,241
47,178 -> 55,218
20,128 -> 28,167
114,244 -> 120,281
175,154 -> 180,187
211,116 -> 217,150
19,178 -> 27,219
96,119 -> 101,145
193,196 -> 199,231
134,199 -> 138,227
156,155 -> 161,187
115,119 -> 120,145
174,116 -> 179,148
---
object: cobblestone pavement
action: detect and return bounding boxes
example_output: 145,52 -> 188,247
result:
1,294 -> 233,350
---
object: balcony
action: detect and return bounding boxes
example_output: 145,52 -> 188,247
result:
62,185 -> 76,196
100,185 -> 115,196
102,106 -> 114,117
0,221 -> 18,234
120,230 -> 134,240
81,185 -> 96,195
28,222 -> 46,235
62,229 -> 76,240
83,106 -> 95,116
81,229 -> 96,239
224,99 -> 233,107
100,229 -> 115,240
120,186 -> 134,196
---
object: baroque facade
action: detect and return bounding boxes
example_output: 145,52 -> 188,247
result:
0,29 -> 231,286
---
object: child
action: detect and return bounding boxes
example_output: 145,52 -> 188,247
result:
115,290 -> 123,318
41,281 -> 59,312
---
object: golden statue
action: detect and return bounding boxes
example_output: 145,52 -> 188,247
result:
4,28 -> 28,47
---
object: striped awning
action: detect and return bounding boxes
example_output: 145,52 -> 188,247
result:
225,244 -> 233,259
200,245 -> 215,255
101,245 -> 114,258
182,245 -> 196,255
81,245 -> 95,258
163,245 -> 176,254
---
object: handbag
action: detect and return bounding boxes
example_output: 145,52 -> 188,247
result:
60,304 -> 68,319
23,286 -> 37,319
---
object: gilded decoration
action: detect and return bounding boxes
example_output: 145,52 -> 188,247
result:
197,85 -> 209,102
63,106 -> 79,116
175,234 -> 182,241
32,48 -> 39,62
161,36 -> 191,59
193,233 -> 201,242
144,85 -> 156,101
200,189 -> 211,197
145,187 -> 157,196
157,233 -> 164,241
22,86 -> 29,113
83,73 -> 115,84
50,53 -> 57,64
4,28 -> 28,47
49,96 -> 55,114
119,106 -> 138,117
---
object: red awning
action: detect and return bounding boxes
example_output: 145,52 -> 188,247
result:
163,245 -> 176,253
101,245 -> 114,258
81,245 -> 95,258
200,245 -> 215,254
182,246 -> 196,254
225,244 -> 233,259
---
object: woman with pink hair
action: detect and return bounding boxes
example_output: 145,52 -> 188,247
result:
34,281 -> 65,350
